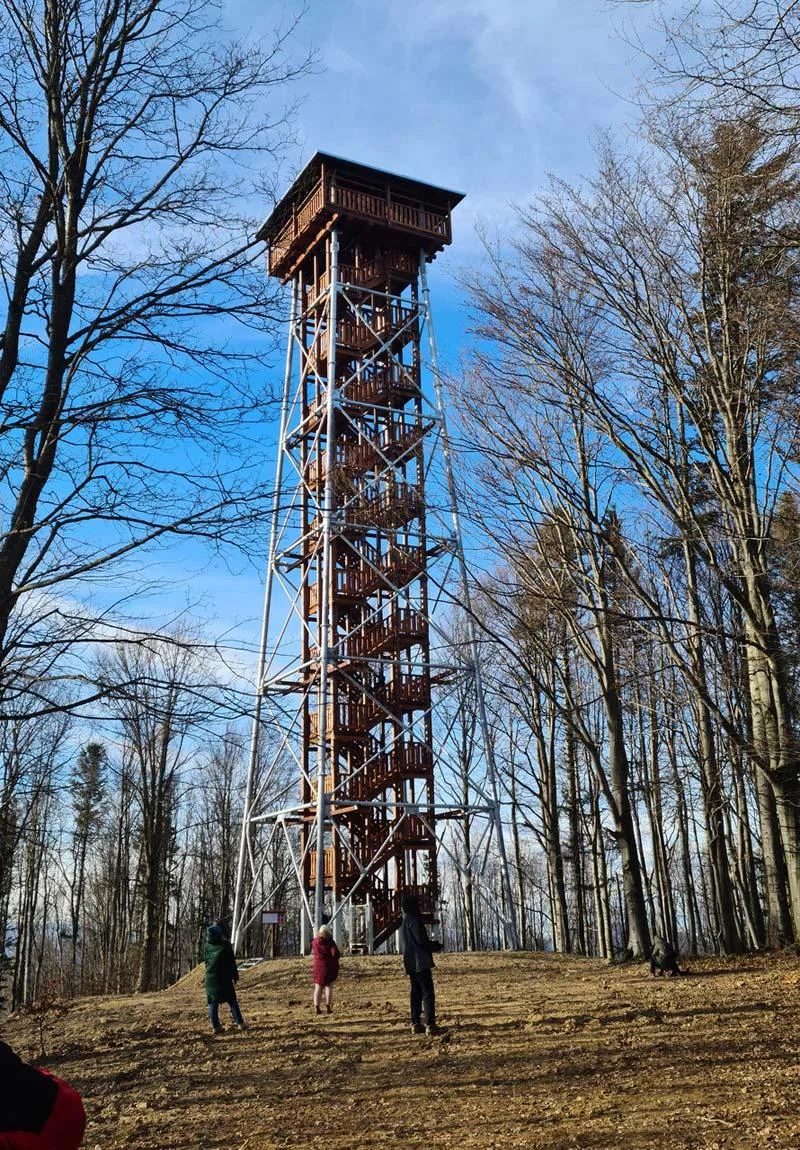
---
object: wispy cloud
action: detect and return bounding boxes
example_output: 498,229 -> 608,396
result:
222,0 -> 688,257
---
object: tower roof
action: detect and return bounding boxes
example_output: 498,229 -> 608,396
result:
257,152 -> 465,245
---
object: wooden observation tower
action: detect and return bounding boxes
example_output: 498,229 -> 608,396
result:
232,154 -> 517,954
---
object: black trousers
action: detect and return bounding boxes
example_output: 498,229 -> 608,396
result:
650,956 -> 680,976
408,968 -> 436,1026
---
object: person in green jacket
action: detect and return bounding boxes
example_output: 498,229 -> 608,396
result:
204,921 -> 246,1034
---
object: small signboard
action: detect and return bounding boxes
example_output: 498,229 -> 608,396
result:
261,910 -> 286,926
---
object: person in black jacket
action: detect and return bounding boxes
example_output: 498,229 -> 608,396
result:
400,892 -> 443,1036
0,1040 -> 86,1148
649,934 -> 682,977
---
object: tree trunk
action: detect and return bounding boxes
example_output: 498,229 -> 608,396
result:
604,668 -> 651,956
754,763 -> 793,944
684,544 -> 743,953
731,754 -> 766,948
565,714 -> 586,954
508,759 -> 527,949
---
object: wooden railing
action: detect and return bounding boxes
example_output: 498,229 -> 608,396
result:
388,739 -> 433,775
345,481 -> 423,531
309,702 -> 374,741
316,251 -> 417,293
268,174 -> 451,275
346,740 -> 433,801
309,774 -> 334,800
299,365 -> 418,433
372,886 -> 435,939
329,183 -> 449,239
334,302 -> 418,356
305,300 -> 418,365
387,673 -> 431,711
268,182 -> 326,273
309,675 -> 431,741
354,544 -> 426,597
307,414 -> 424,484
308,847 -> 337,885
348,756 -> 398,802
308,480 -> 422,537
344,365 -> 418,407
347,608 -> 427,659
309,544 -> 427,614
396,814 -> 433,843
308,567 -> 364,614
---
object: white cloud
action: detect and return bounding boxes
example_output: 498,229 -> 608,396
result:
220,0 -> 690,255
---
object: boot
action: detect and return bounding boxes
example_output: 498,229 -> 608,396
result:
425,1023 -> 442,1037
411,1023 -> 425,1035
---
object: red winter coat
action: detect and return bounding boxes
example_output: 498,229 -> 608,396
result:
311,934 -> 341,986
0,1042 -> 86,1149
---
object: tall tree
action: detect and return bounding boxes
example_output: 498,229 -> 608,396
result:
464,106 -> 800,947
97,637 -> 212,992
0,0 -> 308,717
67,741 -> 107,988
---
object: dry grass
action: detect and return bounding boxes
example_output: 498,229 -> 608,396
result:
4,950 -> 800,1149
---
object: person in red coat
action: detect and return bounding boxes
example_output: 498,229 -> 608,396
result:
311,924 -> 340,1015
0,1041 -> 86,1149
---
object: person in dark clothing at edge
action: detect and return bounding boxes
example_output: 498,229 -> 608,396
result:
204,919 -> 246,1034
0,1040 -> 86,1149
649,934 -> 683,977
400,892 -> 443,1036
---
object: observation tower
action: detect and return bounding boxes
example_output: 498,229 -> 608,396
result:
232,154 -> 517,953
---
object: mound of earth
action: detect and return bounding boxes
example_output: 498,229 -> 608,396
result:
4,950 -> 800,1148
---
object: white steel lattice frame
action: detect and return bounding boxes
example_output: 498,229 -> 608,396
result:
232,239 -> 518,953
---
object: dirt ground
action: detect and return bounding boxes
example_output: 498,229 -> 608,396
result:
4,950 -> 800,1149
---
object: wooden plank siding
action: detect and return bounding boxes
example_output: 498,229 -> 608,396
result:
268,172 -> 452,278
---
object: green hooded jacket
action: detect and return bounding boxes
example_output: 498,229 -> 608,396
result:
204,925 -> 239,1003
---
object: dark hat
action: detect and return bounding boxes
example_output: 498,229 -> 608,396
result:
401,892 -> 421,915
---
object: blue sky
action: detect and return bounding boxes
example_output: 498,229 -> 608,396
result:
230,0 -> 690,368
247,1 -> 686,236
158,0 -> 689,667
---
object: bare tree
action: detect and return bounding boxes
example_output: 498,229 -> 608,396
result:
97,637 -> 216,992
67,741 -> 107,989
462,99 -> 800,946
0,0 -> 309,716
192,728 -> 244,929
459,384 -> 653,956
627,0 -> 800,126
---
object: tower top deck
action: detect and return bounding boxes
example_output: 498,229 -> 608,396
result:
258,152 -> 464,282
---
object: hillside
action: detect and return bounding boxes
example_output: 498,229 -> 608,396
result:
4,950 -> 800,1149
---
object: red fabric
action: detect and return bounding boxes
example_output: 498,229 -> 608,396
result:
311,934 -> 340,986
0,1078 -> 86,1150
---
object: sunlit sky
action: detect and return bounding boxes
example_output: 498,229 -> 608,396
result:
156,0 -> 691,662
253,0 -> 688,244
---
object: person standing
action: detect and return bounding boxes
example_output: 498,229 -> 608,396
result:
204,921 -> 246,1034
0,1041 -> 86,1149
311,924 -> 341,1015
400,892 -> 443,1036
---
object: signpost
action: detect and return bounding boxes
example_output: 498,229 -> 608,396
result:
260,910 -> 285,957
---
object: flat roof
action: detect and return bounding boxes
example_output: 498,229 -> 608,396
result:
257,151 -> 465,243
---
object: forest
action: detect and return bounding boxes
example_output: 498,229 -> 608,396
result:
4,0 -> 800,1016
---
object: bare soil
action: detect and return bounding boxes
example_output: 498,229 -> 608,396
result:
4,950 -> 800,1149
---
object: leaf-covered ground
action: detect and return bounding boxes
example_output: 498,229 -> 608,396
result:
4,950 -> 800,1149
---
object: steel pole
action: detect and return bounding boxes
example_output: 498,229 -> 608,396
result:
313,228 -> 340,932
418,251 -> 520,950
232,283 -> 297,953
